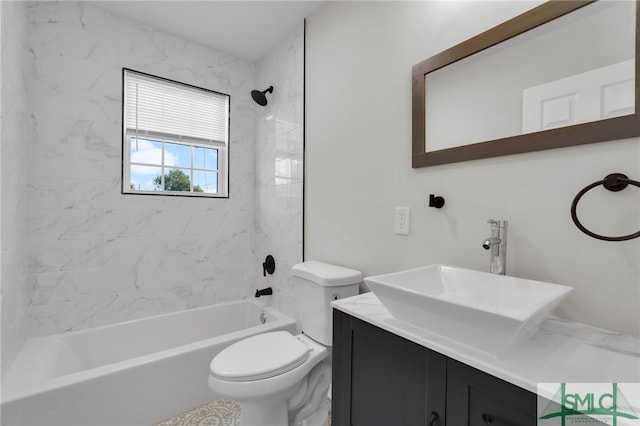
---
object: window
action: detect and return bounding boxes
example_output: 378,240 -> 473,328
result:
122,69 -> 230,197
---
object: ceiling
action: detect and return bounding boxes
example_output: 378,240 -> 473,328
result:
93,1 -> 323,62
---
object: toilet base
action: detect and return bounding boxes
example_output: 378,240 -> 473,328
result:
240,401 -> 289,426
295,403 -> 328,426
290,360 -> 331,426
239,401 -> 329,426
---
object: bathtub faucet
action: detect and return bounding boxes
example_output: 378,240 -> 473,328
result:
255,287 -> 273,297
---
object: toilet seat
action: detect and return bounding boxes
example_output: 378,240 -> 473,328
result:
210,331 -> 310,382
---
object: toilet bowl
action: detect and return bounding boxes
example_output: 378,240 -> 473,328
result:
208,261 -> 362,426
209,332 -> 329,426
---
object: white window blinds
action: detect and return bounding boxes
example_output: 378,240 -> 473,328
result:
124,70 -> 229,145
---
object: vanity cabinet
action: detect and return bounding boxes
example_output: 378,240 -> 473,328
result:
332,310 -> 537,426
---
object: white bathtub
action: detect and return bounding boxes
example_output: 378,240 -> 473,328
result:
1,299 -> 296,426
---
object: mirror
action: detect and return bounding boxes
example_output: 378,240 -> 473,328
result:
412,0 -> 640,168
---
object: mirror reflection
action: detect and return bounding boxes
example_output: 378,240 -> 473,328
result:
424,0 -> 635,153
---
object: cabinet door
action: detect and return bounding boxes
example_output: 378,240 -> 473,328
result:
446,359 -> 537,426
332,310 -> 446,426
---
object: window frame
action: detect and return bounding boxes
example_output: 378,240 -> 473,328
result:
121,68 -> 230,198
125,134 -> 224,194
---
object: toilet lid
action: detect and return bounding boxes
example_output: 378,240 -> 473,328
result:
210,331 -> 310,382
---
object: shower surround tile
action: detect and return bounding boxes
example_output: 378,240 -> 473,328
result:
1,1 -> 31,373
253,24 -> 305,321
23,1 -> 258,337
3,0 -> 304,351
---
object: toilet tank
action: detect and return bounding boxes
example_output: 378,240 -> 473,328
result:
292,261 -> 362,346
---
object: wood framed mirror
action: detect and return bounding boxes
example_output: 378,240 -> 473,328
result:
412,0 -> 640,168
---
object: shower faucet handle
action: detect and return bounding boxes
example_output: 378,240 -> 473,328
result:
262,255 -> 275,277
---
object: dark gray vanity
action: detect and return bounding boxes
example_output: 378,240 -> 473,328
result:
330,293 -> 639,426
332,310 -> 536,426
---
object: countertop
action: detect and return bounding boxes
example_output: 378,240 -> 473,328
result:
331,292 -> 640,394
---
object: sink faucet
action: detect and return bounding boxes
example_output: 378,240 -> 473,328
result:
482,220 -> 507,275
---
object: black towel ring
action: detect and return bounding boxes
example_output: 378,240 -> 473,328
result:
570,173 -> 640,242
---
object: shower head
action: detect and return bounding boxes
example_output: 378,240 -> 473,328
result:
251,86 -> 273,106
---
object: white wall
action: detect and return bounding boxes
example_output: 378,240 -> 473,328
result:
1,1 -> 31,373
253,24 -> 304,319
305,1 -> 640,336
23,2 -> 257,336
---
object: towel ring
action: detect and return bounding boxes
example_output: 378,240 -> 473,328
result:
570,173 -> 640,242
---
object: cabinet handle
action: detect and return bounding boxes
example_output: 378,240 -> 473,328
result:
481,413 -> 494,425
428,411 -> 439,426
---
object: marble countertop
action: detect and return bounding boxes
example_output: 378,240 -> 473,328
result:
332,292 -> 640,394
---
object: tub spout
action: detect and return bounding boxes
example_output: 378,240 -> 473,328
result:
255,287 -> 273,297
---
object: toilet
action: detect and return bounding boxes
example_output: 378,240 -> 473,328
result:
208,261 -> 361,426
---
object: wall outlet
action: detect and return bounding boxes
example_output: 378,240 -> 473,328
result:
394,207 -> 410,235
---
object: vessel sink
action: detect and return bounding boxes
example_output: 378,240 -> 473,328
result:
364,264 -> 573,354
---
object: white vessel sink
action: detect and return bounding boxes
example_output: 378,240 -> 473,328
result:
364,264 -> 573,354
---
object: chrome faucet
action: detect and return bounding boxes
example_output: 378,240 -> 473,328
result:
482,220 -> 507,275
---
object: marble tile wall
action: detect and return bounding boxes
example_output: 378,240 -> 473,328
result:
253,25 -> 304,320
23,2 -> 258,337
1,1 -> 31,373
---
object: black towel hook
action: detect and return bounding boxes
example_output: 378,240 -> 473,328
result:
570,173 -> 640,242
429,194 -> 445,209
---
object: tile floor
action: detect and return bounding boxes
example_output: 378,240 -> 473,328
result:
157,399 -> 240,426
157,399 -> 332,426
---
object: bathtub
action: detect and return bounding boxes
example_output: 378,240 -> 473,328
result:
1,299 -> 296,426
